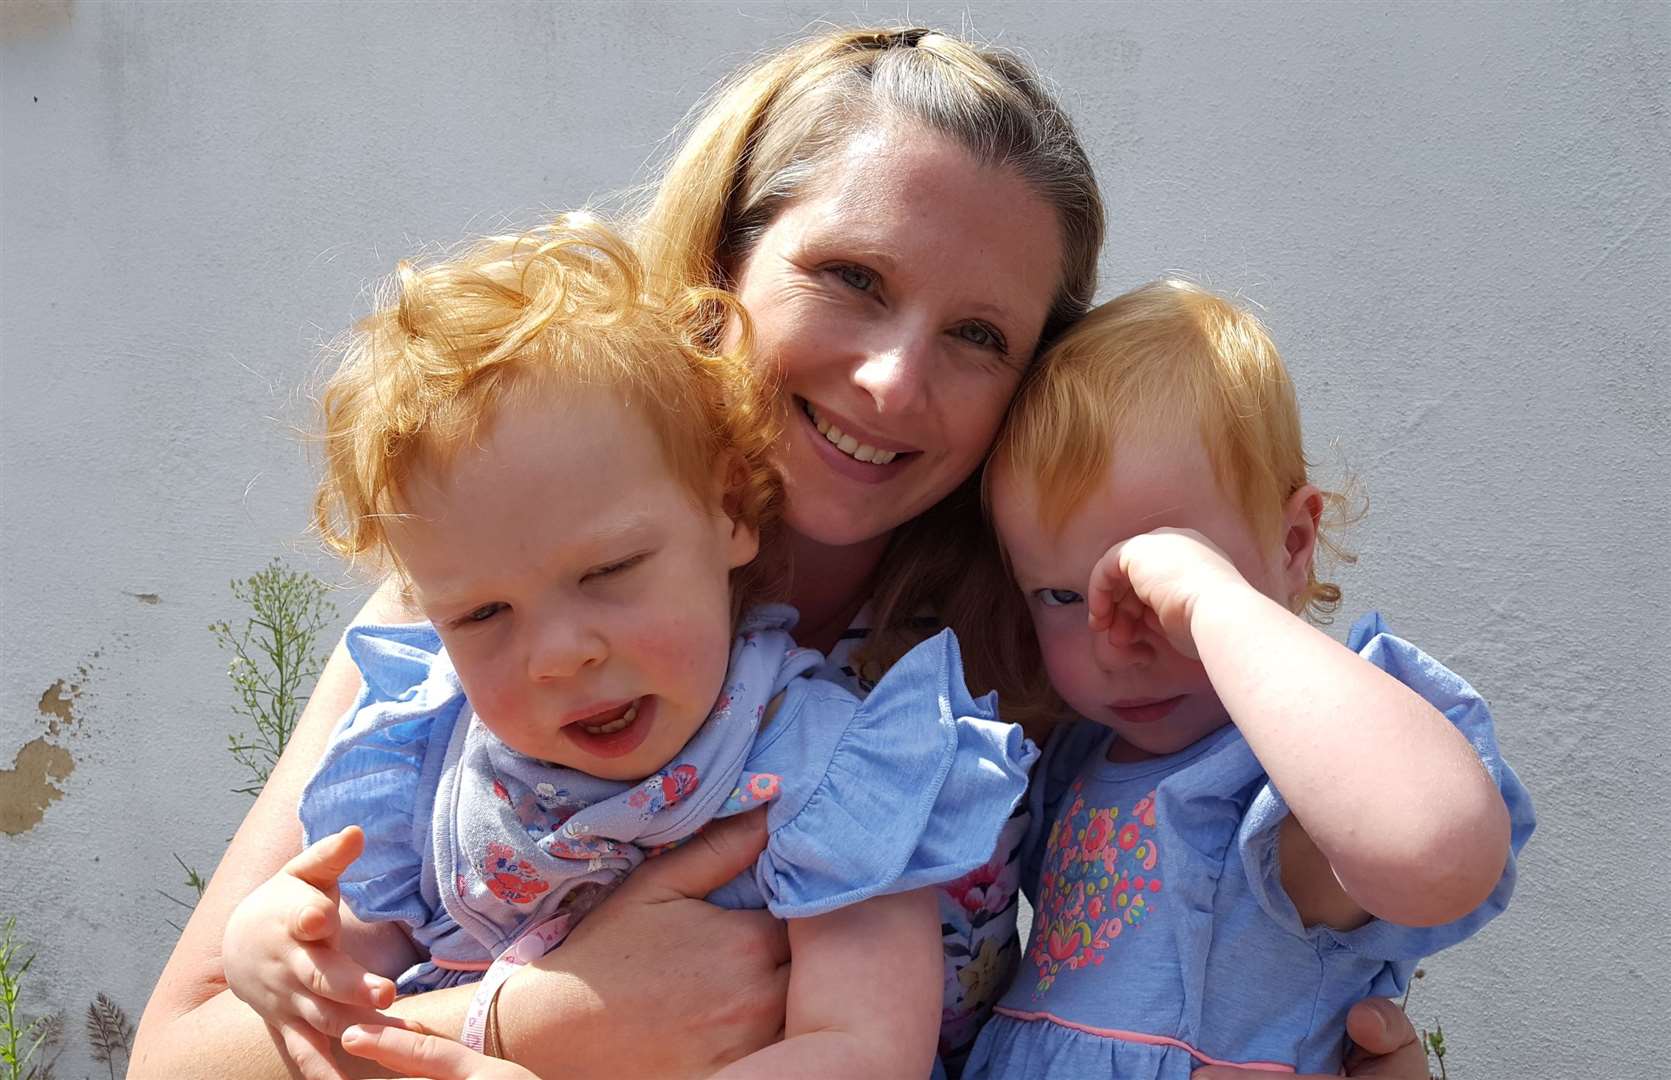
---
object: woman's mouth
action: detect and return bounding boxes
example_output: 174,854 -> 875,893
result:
797,398 -> 918,482
563,697 -> 655,757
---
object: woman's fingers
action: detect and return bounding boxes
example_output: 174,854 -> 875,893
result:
342,1023 -> 541,1080
273,1019 -> 352,1080
1341,997 -> 1426,1076
1194,997 -> 1426,1079
284,825 -> 366,891
622,809 -> 769,900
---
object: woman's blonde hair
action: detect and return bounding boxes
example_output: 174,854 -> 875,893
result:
313,213 -> 785,613
992,279 -> 1360,623
635,26 -> 1105,716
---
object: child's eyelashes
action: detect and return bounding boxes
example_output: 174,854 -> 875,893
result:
452,601 -> 508,628
1034,588 -> 1084,608
583,551 -> 651,583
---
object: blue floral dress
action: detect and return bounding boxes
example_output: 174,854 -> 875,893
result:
299,605 -> 1038,1007
963,614 -> 1536,1078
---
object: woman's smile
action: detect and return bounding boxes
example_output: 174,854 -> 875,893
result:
795,397 -> 919,482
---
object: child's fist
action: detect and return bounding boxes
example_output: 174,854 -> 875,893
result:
1087,528 -> 1251,659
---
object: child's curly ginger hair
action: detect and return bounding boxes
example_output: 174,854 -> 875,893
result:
312,213 -> 785,613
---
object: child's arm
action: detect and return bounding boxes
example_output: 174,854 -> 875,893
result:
222,827 -> 417,1072
710,888 -> 942,1080
1091,528 -> 1512,928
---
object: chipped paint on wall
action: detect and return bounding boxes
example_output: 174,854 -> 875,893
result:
0,737 -> 75,835
36,656 -> 94,737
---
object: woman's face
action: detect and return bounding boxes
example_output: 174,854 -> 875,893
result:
730,123 -> 1065,548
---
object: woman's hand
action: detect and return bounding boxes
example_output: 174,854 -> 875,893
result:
490,810 -> 792,1078
342,1025 -> 539,1080
1193,997 -> 1427,1079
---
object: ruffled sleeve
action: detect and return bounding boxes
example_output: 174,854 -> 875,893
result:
744,629 -> 1039,919
298,622 -> 469,932
1237,612 -> 1536,960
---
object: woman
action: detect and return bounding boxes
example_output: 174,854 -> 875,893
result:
133,27 -> 1424,1080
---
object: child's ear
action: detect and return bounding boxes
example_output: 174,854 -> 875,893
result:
1279,484 -> 1324,606
716,453 -> 761,569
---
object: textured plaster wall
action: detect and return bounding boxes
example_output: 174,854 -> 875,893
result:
2,2 -> 1665,1077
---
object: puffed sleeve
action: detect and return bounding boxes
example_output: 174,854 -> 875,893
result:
1237,612 -> 1537,959
746,629 -> 1039,919
298,622 -> 467,932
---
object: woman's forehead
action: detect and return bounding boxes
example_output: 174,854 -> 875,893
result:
786,124 -> 1064,320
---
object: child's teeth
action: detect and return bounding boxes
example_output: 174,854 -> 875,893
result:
806,402 -> 901,466
581,701 -> 637,735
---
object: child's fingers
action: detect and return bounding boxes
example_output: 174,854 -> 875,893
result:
283,825 -> 367,891
1087,545 -> 1130,630
342,1022 -> 535,1080
288,944 -> 398,1010
291,895 -> 342,943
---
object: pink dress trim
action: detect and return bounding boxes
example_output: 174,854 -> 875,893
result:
991,1006 -> 1297,1072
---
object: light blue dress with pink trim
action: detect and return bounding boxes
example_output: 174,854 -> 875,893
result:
299,605 -> 1037,996
962,613 -> 1536,1079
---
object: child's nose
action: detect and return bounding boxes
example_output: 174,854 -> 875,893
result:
1092,622 -> 1153,672
528,621 -> 607,680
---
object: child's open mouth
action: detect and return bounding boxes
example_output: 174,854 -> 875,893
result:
564,697 -> 655,757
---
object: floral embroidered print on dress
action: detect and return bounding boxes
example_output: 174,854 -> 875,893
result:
1029,781 -> 1163,994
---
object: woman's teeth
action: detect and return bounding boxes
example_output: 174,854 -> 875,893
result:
579,701 -> 637,735
804,402 -> 899,465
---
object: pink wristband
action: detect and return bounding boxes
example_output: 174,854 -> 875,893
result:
460,913 -> 575,1053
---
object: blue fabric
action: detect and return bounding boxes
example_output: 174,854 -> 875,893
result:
300,605 -> 1037,994
964,613 -> 1536,1079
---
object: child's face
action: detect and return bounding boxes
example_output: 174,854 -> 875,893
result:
993,428 -> 1290,758
386,385 -> 759,781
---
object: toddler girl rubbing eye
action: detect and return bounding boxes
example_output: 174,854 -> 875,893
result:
219,215 -> 1036,1076
965,280 -> 1535,1078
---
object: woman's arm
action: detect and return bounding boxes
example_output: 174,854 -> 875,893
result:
134,580 -> 792,1080
711,889 -> 942,1080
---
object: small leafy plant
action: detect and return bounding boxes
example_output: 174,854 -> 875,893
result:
0,918 -> 62,1080
84,993 -> 133,1080
1401,966 -> 1453,1080
211,558 -> 338,797
164,559 -> 338,922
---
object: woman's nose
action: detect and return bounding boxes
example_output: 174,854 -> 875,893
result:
528,619 -> 607,680
852,322 -> 932,417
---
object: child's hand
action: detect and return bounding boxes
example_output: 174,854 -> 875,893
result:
1087,527 -> 1253,659
342,1023 -> 543,1080
222,826 -> 398,1069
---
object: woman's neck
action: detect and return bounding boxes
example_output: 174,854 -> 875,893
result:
785,528 -> 892,653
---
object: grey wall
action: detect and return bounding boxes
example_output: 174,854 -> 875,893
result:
3,2 -> 1665,1077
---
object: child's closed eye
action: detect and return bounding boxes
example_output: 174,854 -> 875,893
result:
1034,588 -> 1084,607
582,551 -> 651,584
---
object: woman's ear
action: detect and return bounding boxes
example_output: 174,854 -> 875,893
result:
1279,484 -> 1324,606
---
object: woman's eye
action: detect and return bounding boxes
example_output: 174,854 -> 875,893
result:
833,265 -> 877,292
956,321 -> 1007,352
1034,588 -> 1084,608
